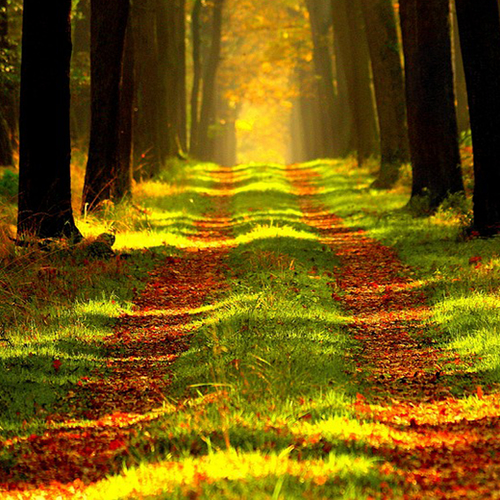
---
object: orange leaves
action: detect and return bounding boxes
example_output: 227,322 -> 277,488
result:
477,385 -> 484,400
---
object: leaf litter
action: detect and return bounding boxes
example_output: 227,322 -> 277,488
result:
286,164 -> 500,499
2,164 -> 500,498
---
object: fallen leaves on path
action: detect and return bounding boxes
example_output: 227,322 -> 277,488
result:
286,164 -> 500,499
0,170 -> 235,497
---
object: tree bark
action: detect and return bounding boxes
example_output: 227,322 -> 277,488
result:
132,0 -> 161,178
361,0 -> 409,188
399,0 -> 463,210
157,0 -> 187,161
305,0 -> 338,158
82,0 -> 129,212
451,4 -> 469,135
116,18 -> 134,201
17,0 -> 80,239
189,0 -> 202,155
331,0 -> 379,165
455,0 -> 500,235
194,0 -> 224,162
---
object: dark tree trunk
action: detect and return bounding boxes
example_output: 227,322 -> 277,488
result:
305,0 -> 338,158
399,0 -> 463,210
195,0 -> 224,162
332,34 -> 354,156
361,0 -> 409,188
157,0 -> 187,161
17,0 -> 80,239
455,0 -> 500,235
116,18 -> 134,201
132,0 -> 161,178
331,0 -> 379,165
82,0 -> 129,212
0,0 -> 13,165
189,0 -> 202,154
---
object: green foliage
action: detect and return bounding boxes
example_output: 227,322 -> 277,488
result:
0,169 -> 18,199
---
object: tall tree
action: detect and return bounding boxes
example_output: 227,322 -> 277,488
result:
17,0 -> 81,239
305,0 -> 337,158
399,0 -> 463,210
71,0 -> 91,147
157,0 -> 187,160
455,0 -> 500,235
190,0 -> 202,155
451,4 -> 469,135
0,0 -> 13,166
361,0 -> 409,187
116,18 -> 134,201
192,0 -> 225,161
331,0 -> 379,165
82,0 -> 130,212
132,0 -> 161,177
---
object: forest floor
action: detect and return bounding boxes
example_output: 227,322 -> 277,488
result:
1,161 -> 500,498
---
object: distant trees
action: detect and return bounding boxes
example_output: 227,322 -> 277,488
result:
190,0 -> 225,162
17,0 -> 81,239
10,0 -> 500,240
304,0 -> 337,158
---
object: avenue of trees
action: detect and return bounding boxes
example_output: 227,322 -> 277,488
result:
0,0 -> 500,238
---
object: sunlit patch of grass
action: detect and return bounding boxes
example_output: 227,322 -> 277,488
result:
313,160 -> 500,388
83,449 -> 380,500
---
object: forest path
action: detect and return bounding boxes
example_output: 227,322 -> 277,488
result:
286,164 -> 500,499
0,169 -> 235,497
3,163 -> 500,498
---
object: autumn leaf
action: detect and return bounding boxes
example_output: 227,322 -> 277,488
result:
476,385 -> 484,400
53,359 -> 62,373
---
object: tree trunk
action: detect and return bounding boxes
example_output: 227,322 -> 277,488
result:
305,0 -> 338,158
455,0 -> 500,235
174,0 -> 187,153
451,4 -> 470,135
399,0 -> 463,210
195,0 -> 224,162
361,0 -> 409,188
116,18 -> 134,201
70,0 -> 91,147
82,0 -> 129,212
189,0 -> 202,155
331,0 -> 379,165
17,0 -> 80,239
132,0 -> 161,178
156,0 -> 187,161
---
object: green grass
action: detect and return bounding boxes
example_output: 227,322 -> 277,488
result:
0,161 -> 220,437
308,159 -> 500,388
72,163 -> 390,499
6,157 -> 498,498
